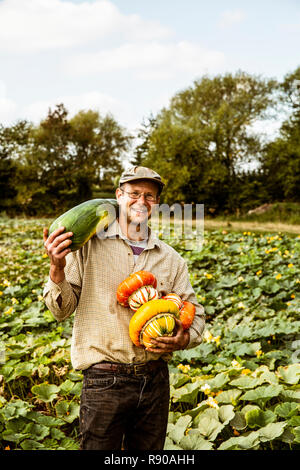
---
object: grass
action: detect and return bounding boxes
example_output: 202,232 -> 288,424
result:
203,219 -> 300,235
227,202 -> 300,225
150,217 -> 300,236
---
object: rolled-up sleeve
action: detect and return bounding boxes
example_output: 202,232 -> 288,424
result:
43,251 -> 82,321
172,257 -> 205,349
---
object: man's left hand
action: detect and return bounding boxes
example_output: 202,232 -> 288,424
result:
146,318 -> 190,353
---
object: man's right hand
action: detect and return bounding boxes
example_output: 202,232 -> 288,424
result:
43,227 -> 73,282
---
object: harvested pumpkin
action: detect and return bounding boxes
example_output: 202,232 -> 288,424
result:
179,300 -> 196,330
163,293 -> 195,330
129,299 -> 179,348
116,270 -> 158,310
162,293 -> 183,310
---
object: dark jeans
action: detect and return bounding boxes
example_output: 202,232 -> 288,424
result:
79,361 -> 170,450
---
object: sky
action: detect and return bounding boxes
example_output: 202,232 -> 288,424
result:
1,0 -> 300,145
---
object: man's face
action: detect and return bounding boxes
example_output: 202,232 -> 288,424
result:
116,180 -> 160,226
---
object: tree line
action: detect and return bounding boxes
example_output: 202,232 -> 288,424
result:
0,67 -> 299,216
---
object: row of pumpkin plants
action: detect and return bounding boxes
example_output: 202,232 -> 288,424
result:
0,217 -> 299,450
167,228 -> 300,449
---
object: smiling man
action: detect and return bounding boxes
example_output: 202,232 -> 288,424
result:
43,165 -> 205,451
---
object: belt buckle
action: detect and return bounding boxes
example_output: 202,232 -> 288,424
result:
133,363 -> 145,376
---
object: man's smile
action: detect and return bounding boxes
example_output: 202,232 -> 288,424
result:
131,206 -> 148,215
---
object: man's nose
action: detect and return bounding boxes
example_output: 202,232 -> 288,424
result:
139,194 -> 147,203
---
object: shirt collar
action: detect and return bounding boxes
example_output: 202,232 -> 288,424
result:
102,218 -> 161,250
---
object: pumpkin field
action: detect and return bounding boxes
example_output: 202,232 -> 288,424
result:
0,216 -> 299,450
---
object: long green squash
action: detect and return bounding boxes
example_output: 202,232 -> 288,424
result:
49,198 -> 118,251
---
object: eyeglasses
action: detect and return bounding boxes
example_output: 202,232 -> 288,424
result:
120,189 -> 157,202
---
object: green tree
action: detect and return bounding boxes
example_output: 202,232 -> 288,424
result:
69,110 -> 129,200
0,121 -> 32,213
261,67 -> 300,202
134,71 -> 277,212
26,104 -> 131,213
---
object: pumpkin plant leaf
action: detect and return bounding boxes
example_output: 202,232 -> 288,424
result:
218,431 -> 260,450
31,383 -> 60,403
55,400 -> 80,423
245,408 -> 276,428
180,430 -> 214,450
258,422 -> 287,442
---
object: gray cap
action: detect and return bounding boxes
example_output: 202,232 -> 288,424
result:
119,166 -> 165,193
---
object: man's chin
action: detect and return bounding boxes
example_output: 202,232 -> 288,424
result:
130,216 -> 149,225
128,212 -> 149,226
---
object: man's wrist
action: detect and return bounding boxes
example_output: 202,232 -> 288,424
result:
182,330 -> 190,349
50,265 -> 65,284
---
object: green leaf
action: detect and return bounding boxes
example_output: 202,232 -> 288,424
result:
277,364 -> 300,384
292,426 -> 300,443
240,384 -> 283,404
55,400 -> 79,423
229,375 -> 261,389
258,422 -> 287,442
218,404 -> 235,425
218,431 -> 260,450
229,411 -> 247,430
205,372 -> 230,390
182,402 -> 208,420
167,415 -> 192,444
23,422 -> 50,441
10,362 -> 35,380
274,402 -> 299,418
280,389 -> 300,401
31,383 -> 60,402
193,407 -> 218,428
20,439 -> 45,450
171,381 -> 200,405
195,414 -> 224,441
179,430 -> 214,450
26,411 -> 65,427
169,372 -> 191,388
0,399 -> 32,420
59,379 -> 75,395
1,430 -> 30,443
57,437 -> 80,450
245,408 -> 276,428
288,416 -> 300,427
215,388 -> 242,405
163,436 -> 182,450
226,341 -> 261,357
50,427 -> 66,440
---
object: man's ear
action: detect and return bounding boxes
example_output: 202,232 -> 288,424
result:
115,187 -> 122,201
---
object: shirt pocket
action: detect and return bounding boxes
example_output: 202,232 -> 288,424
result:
157,277 -> 172,297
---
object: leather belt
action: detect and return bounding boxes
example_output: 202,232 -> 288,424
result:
89,360 -> 165,376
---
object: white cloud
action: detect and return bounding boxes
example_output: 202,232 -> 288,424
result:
65,41 -> 225,80
22,90 -> 135,127
0,80 -> 17,125
218,9 -> 245,28
0,98 -> 17,125
0,0 -> 171,52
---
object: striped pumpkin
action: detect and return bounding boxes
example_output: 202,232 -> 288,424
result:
128,285 -> 158,311
129,299 -> 179,348
141,314 -> 176,349
117,270 -> 157,308
162,293 -> 195,330
162,293 -> 183,310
